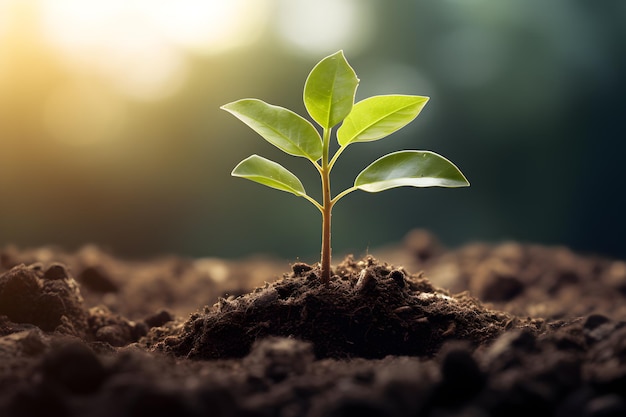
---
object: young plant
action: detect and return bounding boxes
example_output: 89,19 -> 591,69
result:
221,51 -> 469,284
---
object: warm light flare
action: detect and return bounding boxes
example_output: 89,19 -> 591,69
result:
38,0 -> 269,54
43,81 -> 127,147
35,0 -> 270,100
275,0 -> 374,55
0,0 -> 271,150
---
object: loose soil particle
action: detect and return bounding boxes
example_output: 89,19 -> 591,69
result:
1,230 -> 626,416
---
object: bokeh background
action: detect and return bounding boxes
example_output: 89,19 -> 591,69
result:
1,0 -> 625,262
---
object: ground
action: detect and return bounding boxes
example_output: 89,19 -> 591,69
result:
1,230 -> 625,416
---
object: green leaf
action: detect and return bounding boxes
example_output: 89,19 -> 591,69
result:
337,95 -> 429,146
221,99 -> 322,161
304,50 -> 359,129
232,154 -> 306,196
355,150 -> 470,192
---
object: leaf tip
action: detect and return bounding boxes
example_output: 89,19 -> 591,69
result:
220,101 -> 236,112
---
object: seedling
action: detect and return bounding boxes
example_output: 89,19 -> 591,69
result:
222,51 -> 469,284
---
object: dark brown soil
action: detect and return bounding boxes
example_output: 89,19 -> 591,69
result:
159,257 -> 532,361
1,230 -> 626,417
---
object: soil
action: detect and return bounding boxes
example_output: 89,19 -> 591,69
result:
1,230 -> 626,417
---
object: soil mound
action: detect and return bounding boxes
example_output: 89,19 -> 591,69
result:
163,256 -> 537,360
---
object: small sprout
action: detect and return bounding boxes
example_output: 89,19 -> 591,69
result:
222,51 -> 469,284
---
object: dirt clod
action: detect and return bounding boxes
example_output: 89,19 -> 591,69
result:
0,264 -> 87,336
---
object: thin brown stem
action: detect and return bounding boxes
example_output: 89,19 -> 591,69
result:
320,127 -> 333,284
320,181 -> 332,284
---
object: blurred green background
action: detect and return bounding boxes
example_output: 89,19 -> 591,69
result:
1,0 -> 625,262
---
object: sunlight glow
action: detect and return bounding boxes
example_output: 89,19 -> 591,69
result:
43,81 -> 127,146
37,0 -> 270,100
137,0 -> 268,52
275,0 -> 374,55
0,2 -> 10,39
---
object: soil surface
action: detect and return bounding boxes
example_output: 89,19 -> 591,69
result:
1,230 -> 626,416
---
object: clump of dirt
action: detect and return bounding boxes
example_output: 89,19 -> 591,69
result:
0,263 -> 87,337
162,256 -> 535,360
0,263 -> 153,347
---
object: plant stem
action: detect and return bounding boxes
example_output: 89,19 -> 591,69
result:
320,127 -> 333,284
